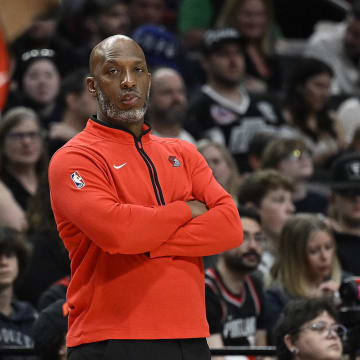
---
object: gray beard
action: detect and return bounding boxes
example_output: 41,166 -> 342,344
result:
97,89 -> 146,123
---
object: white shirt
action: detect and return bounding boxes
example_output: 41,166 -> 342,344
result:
305,22 -> 360,95
337,97 -> 360,144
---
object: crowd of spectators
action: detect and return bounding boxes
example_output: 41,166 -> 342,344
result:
0,0 -> 359,358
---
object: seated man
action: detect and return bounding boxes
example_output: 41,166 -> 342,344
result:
185,28 -> 282,172
237,170 -> 295,277
330,153 -> 360,275
0,227 -> 37,353
205,208 -> 267,352
146,67 -> 195,143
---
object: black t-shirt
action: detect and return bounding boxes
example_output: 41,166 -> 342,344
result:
205,267 -> 265,346
333,231 -> 360,276
185,85 -> 282,171
294,190 -> 329,215
1,170 -> 30,211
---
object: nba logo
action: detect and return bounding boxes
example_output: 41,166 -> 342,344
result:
71,171 -> 85,189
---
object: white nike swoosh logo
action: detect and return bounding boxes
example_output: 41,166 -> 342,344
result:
113,163 -> 127,170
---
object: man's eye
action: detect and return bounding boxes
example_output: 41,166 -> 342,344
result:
109,69 -> 118,74
135,67 -> 144,72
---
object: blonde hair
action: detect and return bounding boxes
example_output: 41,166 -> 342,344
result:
197,139 -> 241,201
271,213 -> 341,298
216,0 -> 276,55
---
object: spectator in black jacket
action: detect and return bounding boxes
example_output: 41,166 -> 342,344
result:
0,227 -> 37,354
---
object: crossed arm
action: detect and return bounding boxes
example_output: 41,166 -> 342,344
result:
49,144 -> 242,257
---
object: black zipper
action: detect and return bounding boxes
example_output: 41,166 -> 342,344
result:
135,138 -> 165,206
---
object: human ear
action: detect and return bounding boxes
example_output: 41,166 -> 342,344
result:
86,76 -> 97,97
284,334 -> 298,355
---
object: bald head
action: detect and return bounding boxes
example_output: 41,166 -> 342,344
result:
148,66 -> 187,126
151,67 -> 181,85
86,34 -> 152,133
150,67 -> 185,97
89,35 -> 147,76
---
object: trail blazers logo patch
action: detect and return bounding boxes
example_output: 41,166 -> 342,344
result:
71,171 -> 86,189
168,156 -> 181,167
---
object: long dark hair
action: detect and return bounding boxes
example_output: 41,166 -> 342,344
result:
283,57 -> 335,141
0,106 -> 48,176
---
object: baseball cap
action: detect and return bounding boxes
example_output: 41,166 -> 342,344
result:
202,28 -> 244,55
331,153 -> 360,191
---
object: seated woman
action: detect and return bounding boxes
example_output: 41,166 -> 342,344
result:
5,49 -> 62,128
216,0 -> 281,93
0,106 -> 48,212
197,140 -> 242,205
265,213 -> 347,341
274,297 -> 345,360
280,57 -> 346,171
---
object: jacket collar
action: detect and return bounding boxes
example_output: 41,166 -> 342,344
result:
85,115 -> 152,144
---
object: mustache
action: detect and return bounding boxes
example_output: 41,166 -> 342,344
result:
119,89 -> 141,97
242,250 -> 261,260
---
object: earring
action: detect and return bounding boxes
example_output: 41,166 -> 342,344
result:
291,348 -> 298,355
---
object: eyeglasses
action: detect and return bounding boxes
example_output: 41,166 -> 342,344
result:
243,231 -> 266,245
298,321 -> 347,340
6,131 -> 42,142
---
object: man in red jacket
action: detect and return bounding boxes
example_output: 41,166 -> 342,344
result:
48,34 -> 243,360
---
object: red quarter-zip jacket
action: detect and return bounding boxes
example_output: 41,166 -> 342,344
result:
48,117 -> 243,347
